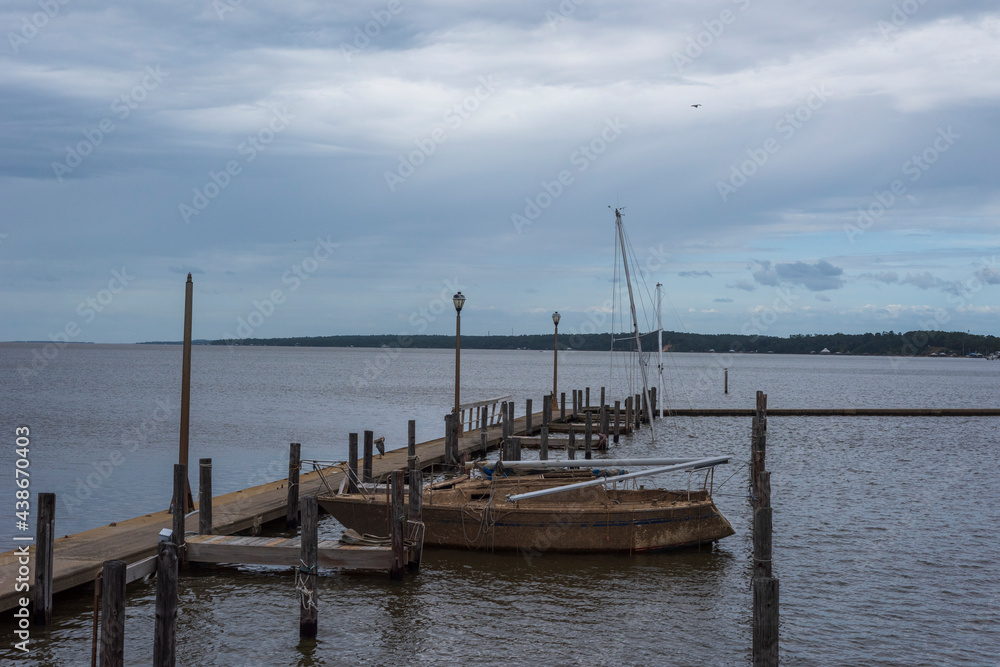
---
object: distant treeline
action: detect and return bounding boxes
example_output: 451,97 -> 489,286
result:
211,330 -> 999,356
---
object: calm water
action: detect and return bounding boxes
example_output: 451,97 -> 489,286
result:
1,344 -> 998,665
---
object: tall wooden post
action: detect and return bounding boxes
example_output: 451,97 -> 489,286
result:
525,399 -> 533,436
348,433 -> 359,493
390,471 -> 405,581
600,386 -> 605,411
407,420 -> 416,473
510,437 -> 522,461
751,391 -> 767,501
584,413 -> 592,460
543,395 -> 551,427
480,420 -> 488,458
33,492 -> 55,626
600,404 -> 609,438
560,392 -> 566,421
753,577 -> 779,666
754,507 -> 773,580
585,387 -> 590,408
614,400 -> 621,443
757,471 -> 771,510
567,425 -> 575,460
540,426 -> 549,461
634,393 -> 642,428
724,368 -> 729,394
100,560 -> 126,667
153,541 -> 178,667
286,443 -> 301,531
572,389 -> 577,416
407,466 -> 423,572
508,400 -> 515,435
174,274 -> 194,513
625,397 -> 632,436
198,459 -> 212,535
649,387 -> 657,419
363,430 -> 374,483
172,464 -> 186,556
300,496 -> 318,638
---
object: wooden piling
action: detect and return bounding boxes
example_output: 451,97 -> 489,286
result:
300,496 -> 318,638
198,459 -> 212,536
614,400 -> 621,443
480,421 -> 488,458
511,436 -> 522,461
560,392 -> 566,421
567,425 -> 575,460
649,387 -> 657,419
625,397 -> 632,435
724,368 -> 729,394
585,387 -> 590,408
600,404 -> 608,438
757,471 -> 771,509
407,464 -> 423,572
286,443 -> 301,531
448,413 -> 459,466
635,393 -> 642,428
543,395 -> 551,427
753,506 -> 773,579
585,413 -> 592,460
753,576 -> 779,667
175,274 -> 194,514
363,430 -> 374,483
172,465 -> 186,555
540,426 -> 549,461
390,471 -> 405,581
348,433 -> 359,493
100,560 -> 126,667
600,386 -> 605,410
408,420 -> 416,460
153,541 -> 178,667
525,399 -> 533,436
751,392 -> 767,500
572,389 -> 578,416
33,492 -> 55,626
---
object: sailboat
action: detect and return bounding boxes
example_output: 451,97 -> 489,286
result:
319,209 -> 735,553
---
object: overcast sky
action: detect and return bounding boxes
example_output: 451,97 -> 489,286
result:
2,0 -> 998,343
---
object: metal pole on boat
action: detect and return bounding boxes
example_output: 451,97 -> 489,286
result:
505,456 -> 731,502
494,456 -> 711,469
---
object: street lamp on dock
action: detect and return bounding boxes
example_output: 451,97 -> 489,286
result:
552,311 -> 560,411
453,292 -> 466,434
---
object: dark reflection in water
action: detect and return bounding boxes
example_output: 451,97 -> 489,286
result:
1,347 -> 998,665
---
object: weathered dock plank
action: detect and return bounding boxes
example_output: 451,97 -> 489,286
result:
184,534 -> 397,570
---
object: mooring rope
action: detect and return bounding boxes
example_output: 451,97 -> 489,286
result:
294,559 -> 318,611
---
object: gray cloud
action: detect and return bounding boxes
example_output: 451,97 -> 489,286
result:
857,271 -> 898,283
713,297 -> 733,303
679,270 -> 712,278
751,260 -> 845,291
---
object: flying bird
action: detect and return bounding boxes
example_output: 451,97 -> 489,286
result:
691,104 -> 702,108
374,436 -> 385,457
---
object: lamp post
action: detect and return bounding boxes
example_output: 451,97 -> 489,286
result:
552,311 -> 560,411
453,292 -> 466,434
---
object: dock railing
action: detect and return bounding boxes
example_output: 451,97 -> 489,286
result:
459,395 -> 513,431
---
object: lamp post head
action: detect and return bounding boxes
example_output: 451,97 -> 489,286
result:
552,311 -> 561,327
453,292 -> 466,313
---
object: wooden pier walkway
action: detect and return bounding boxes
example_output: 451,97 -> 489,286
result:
0,413 -> 528,614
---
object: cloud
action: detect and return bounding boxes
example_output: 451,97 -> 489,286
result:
727,280 -> 756,292
901,272 -> 938,290
751,260 -> 845,291
713,297 -> 733,303
678,270 -> 712,277
857,271 -> 898,283
815,294 -> 831,302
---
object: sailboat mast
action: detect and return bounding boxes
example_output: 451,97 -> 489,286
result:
657,282 -> 664,416
614,208 -> 655,437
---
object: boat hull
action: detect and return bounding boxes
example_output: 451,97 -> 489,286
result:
319,479 -> 734,554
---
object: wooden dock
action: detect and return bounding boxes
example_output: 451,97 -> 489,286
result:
184,534 -> 401,569
0,411 -> 527,614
